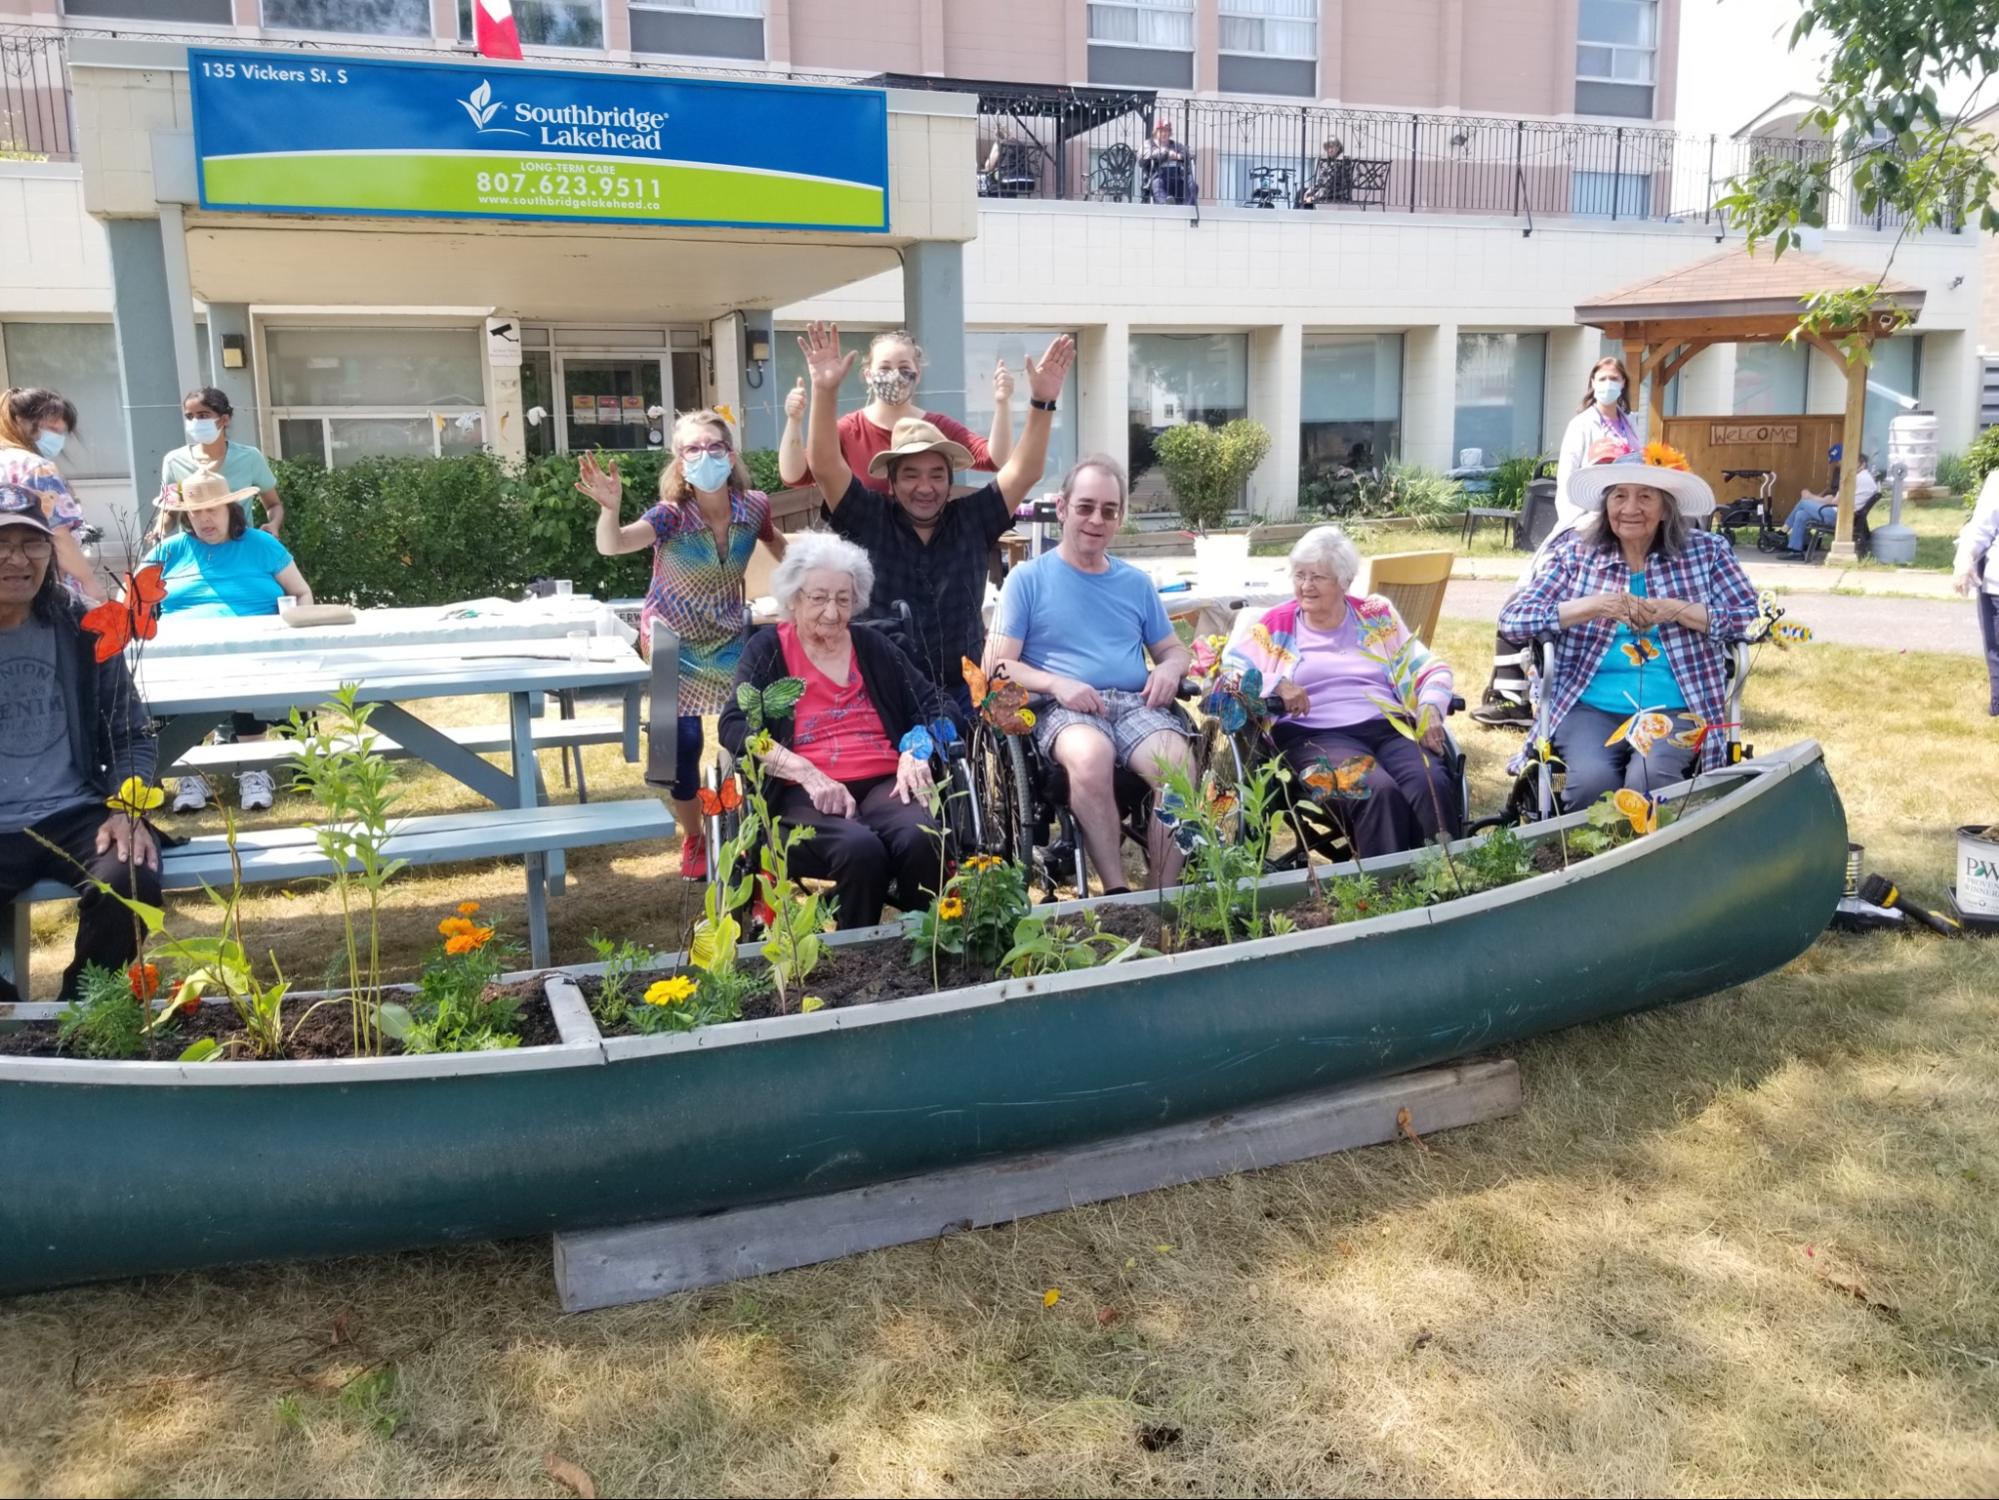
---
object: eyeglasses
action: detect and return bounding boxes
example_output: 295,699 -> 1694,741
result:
677,441 -> 731,459
1068,500 -> 1123,521
798,590 -> 854,611
0,534 -> 54,560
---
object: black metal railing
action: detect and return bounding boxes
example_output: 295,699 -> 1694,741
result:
0,30 -> 72,160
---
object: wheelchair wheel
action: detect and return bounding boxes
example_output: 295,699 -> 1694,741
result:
972,722 -> 1034,868
938,752 -> 984,858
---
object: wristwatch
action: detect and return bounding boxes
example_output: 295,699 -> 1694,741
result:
1030,397 -> 1058,412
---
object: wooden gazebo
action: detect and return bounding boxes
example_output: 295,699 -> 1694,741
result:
1575,249 -> 1924,561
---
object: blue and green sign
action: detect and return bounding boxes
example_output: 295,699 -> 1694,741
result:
188,50 -> 889,232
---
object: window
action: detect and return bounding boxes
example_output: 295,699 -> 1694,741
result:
1576,0 -> 1657,119
267,327 -> 486,467
1570,170 -> 1652,218
1218,0 -> 1315,97
0,321 -> 128,480
1088,0 -> 1194,89
631,0 -> 765,61
261,0 -> 432,35
455,0 -> 603,47
1301,334 -> 1402,488
62,0 -> 233,22
1453,333 -> 1546,463
1863,336 -> 1922,462
965,330 -> 1080,486
1128,332 -> 1249,511
1732,342 -> 1809,416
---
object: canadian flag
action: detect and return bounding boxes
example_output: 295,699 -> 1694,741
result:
474,0 -> 523,60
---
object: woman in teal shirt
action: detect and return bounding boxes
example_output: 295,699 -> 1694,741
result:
159,386 -> 284,536
142,464 -> 315,813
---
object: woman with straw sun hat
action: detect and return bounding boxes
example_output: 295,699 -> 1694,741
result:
1500,443 -> 1761,810
141,463 -> 316,814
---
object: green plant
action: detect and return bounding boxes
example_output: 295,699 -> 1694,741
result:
588,934 -> 655,1030
56,964 -> 150,1059
338,1365 -> 401,1437
1456,824 -> 1534,893
910,854 -> 1032,975
1153,419 -> 1272,531
287,687 -> 407,1057
1933,450 -> 1972,498
998,911 -> 1157,978
1299,462 -> 1465,522
742,448 -> 785,493
1157,758 -> 1287,944
1487,454 -> 1545,512
1322,872 -> 1422,925
395,906 -> 521,1055
1964,426 -> 1999,502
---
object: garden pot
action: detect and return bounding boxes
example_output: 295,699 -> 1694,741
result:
1956,824 -> 1999,918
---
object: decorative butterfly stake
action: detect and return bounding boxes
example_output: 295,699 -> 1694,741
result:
736,675 -> 806,733
961,657 -> 1036,735
1604,707 -> 1674,756
80,564 -> 167,663
697,780 -> 743,817
1201,666 -> 1267,735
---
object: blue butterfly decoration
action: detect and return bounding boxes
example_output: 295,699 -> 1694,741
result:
1151,787 -> 1205,853
1202,667 -> 1264,735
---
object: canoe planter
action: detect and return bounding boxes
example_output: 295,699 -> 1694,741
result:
0,742 -> 1847,1297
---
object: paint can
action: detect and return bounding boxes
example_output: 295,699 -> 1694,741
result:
1957,825 -> 1999,918
1844,843 -> 1864,900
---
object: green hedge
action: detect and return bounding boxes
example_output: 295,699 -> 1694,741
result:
274,449 -> 785,607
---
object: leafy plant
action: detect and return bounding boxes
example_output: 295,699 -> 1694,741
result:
1299,463 -> 1465,523
998,911 -> 1158,978
1487,455 -> 1545,513
588,934 -> 655,1030
1153,419 -> 1272,531
56,963 -> 150,1059
1322,872 -> 1423,925
1156,758 -> 1288,944
1933,450 -> 1972,498
287,687 -> 407,1057
1965,425 -> 1999,501
1456,824 -> 1533,893
395,905 -> 522,1055
1568,789 -> 1680,858
910,854 -> 1032,974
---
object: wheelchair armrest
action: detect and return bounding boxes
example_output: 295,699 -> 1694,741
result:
1447,695 -> 1467,716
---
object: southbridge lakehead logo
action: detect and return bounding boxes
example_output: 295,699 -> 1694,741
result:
457,79 -> 670,151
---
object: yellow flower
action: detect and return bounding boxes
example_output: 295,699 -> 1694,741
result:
1042,1288 -> 1061,1308
644,976 -> 697,1007
937,896 -> 966,921
714,403 -> 737,426
747,730 -> 775,758
457,900 -> 481,917
106,777 -> 164,816
963,854 -> 1005,873
800,996 -> 825,1014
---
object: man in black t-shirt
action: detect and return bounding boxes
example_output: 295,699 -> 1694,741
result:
797,322 -> 1074,715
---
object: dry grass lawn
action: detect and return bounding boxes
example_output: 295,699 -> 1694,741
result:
3,619 -> 1997,1497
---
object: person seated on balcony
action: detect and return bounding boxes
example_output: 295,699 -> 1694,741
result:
1499,449 -> 1760,810
143,463 -> 316,816
985,455 -> 1195,892
0,483 -> 160,1005
1301,138 -> 1350,206
794,321 -> 1073,712
577,408 -> 786,881
980,126 -> 1037,197
1222,525 -> 1461,859
778,329 -> 1015,497
718,532 -> 949,930
1142,119 -> 1193,205
1782,446 -> 1877,557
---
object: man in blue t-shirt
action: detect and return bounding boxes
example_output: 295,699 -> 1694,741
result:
987,455 -> 1194,891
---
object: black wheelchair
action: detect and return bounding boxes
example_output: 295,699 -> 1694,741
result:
1709,469 -> 1787,553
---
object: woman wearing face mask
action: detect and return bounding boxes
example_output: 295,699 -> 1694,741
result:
777,331 -> 1015,495
1554,358 -> 1642,536
160,387 -> 284,537
578,410 -> 787,880
0,387 -> 102,602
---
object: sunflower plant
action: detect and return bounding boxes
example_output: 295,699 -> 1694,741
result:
908,854 -> 1030,978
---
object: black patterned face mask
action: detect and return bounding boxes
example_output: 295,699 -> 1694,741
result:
866,370 -> 917,405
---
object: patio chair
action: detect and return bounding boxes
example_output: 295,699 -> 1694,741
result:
1088,143 -> 1137,202
1353,548 -> 1454,645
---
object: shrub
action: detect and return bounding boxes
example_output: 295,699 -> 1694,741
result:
1152,419 -> 1273,531
1964,425 -> 1999,504
1934,450 -> 1972,497
1299,463 -> 1464,522
275,448 -> 782,606
1487,454 -> 1546,512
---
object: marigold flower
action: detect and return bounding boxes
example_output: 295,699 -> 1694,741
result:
127,961 -> 160,1001
644,976 -> 697,1007
457,900 -> 481,916
438,915 -> 476,938
937,896 -> 966,921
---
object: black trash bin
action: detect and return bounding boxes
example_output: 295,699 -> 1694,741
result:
1516,460 -> 1561,552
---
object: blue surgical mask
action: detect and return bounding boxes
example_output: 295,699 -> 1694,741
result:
683,450 -> 733,493
185,418 -> 222,444
1593,378 -> 1624,406
34,429 -> 65,461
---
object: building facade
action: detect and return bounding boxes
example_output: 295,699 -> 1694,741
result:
0,1 -> 1983,545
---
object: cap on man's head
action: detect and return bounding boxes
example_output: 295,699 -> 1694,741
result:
0,482 -> 53,536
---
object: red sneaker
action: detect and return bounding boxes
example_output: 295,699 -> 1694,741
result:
679,831 -> 708,881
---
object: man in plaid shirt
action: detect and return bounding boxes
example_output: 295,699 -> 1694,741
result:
1500,452 -> 1761,808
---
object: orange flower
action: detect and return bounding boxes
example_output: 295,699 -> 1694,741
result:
444,925 -> 495,956
438,915 -> 476,939
456,900 -> 481,917
127,961 -> 160,1001
1642,440 -> 1691,473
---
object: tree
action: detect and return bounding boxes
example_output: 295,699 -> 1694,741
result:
1716,0 -> 1999,354
1152,419 -> 1272,531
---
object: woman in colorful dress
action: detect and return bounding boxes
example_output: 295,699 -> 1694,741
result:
580,409 -> 786,879
1553,357 -> 1642,536
0,387 -> 102,602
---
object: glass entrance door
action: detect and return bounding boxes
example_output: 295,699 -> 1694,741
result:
557,356 -> 668,453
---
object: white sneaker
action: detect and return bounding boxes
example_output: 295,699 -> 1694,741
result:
171,777 -> 209,813
238,769 -> 276,812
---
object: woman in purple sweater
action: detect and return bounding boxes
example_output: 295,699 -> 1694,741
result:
1221,525 -> 1459,857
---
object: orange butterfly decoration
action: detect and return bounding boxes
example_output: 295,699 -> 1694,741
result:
80,564 -> 168,663
1303,753 -> 1374,800
697,780 -> 743,817
961,657 -> 1037,735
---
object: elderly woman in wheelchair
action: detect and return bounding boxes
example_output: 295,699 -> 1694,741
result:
1218,524 -> 1463,858
1497,449 -> 1760,811
717,532 -> 953,929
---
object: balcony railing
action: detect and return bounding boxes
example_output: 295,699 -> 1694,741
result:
0,29 -> 71,161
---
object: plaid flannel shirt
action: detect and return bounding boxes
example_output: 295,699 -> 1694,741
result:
1499,529 -> 1760,773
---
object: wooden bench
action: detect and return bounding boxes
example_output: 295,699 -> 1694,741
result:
2,798 -> 675,996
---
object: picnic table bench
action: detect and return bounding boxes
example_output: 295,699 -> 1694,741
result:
2,799 -> 675,998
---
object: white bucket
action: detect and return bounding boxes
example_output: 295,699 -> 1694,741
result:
1193,531 -> 1252,571
1887,412 -> 1939,487
1958,824 -> 1999,917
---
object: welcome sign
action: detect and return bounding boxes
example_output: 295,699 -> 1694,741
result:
188,50 -> 890,233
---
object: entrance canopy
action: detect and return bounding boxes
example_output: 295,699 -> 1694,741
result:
1575,248 -> 1924,558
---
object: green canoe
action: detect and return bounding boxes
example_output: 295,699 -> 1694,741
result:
0,742 -> 1846,1296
